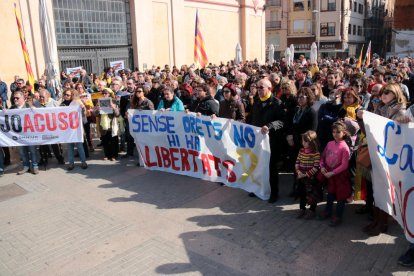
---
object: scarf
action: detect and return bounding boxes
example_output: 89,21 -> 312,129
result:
260,92 -> 271,102
100,114 -> 111,131
343,102 -> 359,120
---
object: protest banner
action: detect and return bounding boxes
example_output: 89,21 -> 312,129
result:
364,111 -> 414,242
110,60 -> 125,72
128,110 -> 271,200
0,106 -> 83,147
65,66 -> 82,77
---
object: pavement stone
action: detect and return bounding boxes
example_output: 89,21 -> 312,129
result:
0,148 -> 412,275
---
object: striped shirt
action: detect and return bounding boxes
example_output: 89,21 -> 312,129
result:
295,148 -> 320,177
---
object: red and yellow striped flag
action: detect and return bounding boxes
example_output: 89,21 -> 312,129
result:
194,10 -> 208,68
356,44 -> 364,69
14,3 -> 35,90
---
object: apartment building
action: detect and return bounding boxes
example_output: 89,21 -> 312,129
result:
344,0 -> 366,57
286,0 -> 315,56
266,0 -> 368,59
265,0 -> 288,59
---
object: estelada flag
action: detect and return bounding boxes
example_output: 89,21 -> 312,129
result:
356,44 -> 364,69
194,10 -> 208,69
364,41 -> 371,68
14,3 -> 35,90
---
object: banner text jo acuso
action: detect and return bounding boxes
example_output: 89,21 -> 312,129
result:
0,106 -> 83,146
364,111 -> 414,243
128,110 -> 271,200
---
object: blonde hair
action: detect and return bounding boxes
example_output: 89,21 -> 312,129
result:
281,80 -> 297,96
381,83 -> 406,104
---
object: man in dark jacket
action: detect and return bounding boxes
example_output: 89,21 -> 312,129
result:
190,83 -> 219,116
250,79 -> 285,203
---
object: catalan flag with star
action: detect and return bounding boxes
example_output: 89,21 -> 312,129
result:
14,3 -> 35,90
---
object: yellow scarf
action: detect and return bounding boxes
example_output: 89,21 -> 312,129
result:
344,103 -> 359,120
260,93 -> 271,102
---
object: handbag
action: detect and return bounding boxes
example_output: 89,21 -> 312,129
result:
356,144 -> 371,169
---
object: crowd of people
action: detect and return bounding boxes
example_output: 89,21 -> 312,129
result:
1,54 -> 414,267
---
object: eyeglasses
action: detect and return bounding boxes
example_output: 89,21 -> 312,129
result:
64,94 -> 71,97
371,99 -> 381,103
298,95 -> 307,99
136,90 -> 143,93
257,86 -> 266,90
223,89 -> 231,93
39,95 -> 45,98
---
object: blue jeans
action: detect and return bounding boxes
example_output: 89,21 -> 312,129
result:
0,146 -> 4,171
67,143 -> 86,164
18,146 -> 38,169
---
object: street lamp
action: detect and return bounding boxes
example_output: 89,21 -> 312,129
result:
312,0 -> 321,52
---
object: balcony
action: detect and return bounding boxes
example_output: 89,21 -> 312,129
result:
266,21 -> 282,29
266,0 -> 282,7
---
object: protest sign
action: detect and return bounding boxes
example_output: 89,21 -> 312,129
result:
0,106 -> 83,146
128,110 -> 271,200
98,98 -> 113,114
110,60 -> 125,72
65,66 -> 82,77
364,111 -> 414,242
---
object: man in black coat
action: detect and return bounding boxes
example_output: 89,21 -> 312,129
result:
250,79 -> 285,203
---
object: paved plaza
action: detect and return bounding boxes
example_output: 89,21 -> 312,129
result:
0,148 -> 413,276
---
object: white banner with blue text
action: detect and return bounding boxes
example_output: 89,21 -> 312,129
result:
128,110 -> 271,200
364,111 -> 414,242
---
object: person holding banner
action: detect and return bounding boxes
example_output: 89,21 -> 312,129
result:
358,83 -> 407,236
35,89 -> 65,167
189,83 -> 219,116
11,91 -> 39,175
60,89 -> 88,170
250,78 -> 285,203
157,86 -> 184,112
215,83 -> 245,122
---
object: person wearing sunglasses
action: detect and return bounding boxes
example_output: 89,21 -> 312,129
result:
213,83 -> 245,123
61,89 -> 88,170
10,91 -> 39,175
249,78 -> 285,203
357,83 -> 406,237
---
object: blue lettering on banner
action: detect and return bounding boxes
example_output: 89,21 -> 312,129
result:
378,121 -> 414,173
185,134 -> 201,151
232,125 -> 256,148
182,116 -> 223,141
167,134 -> 181,147
131,114 -> 175,133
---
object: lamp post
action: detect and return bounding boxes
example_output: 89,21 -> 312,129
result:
312,0 -> 320,53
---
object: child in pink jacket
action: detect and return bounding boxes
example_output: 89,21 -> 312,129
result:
319,121 -> 351,226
